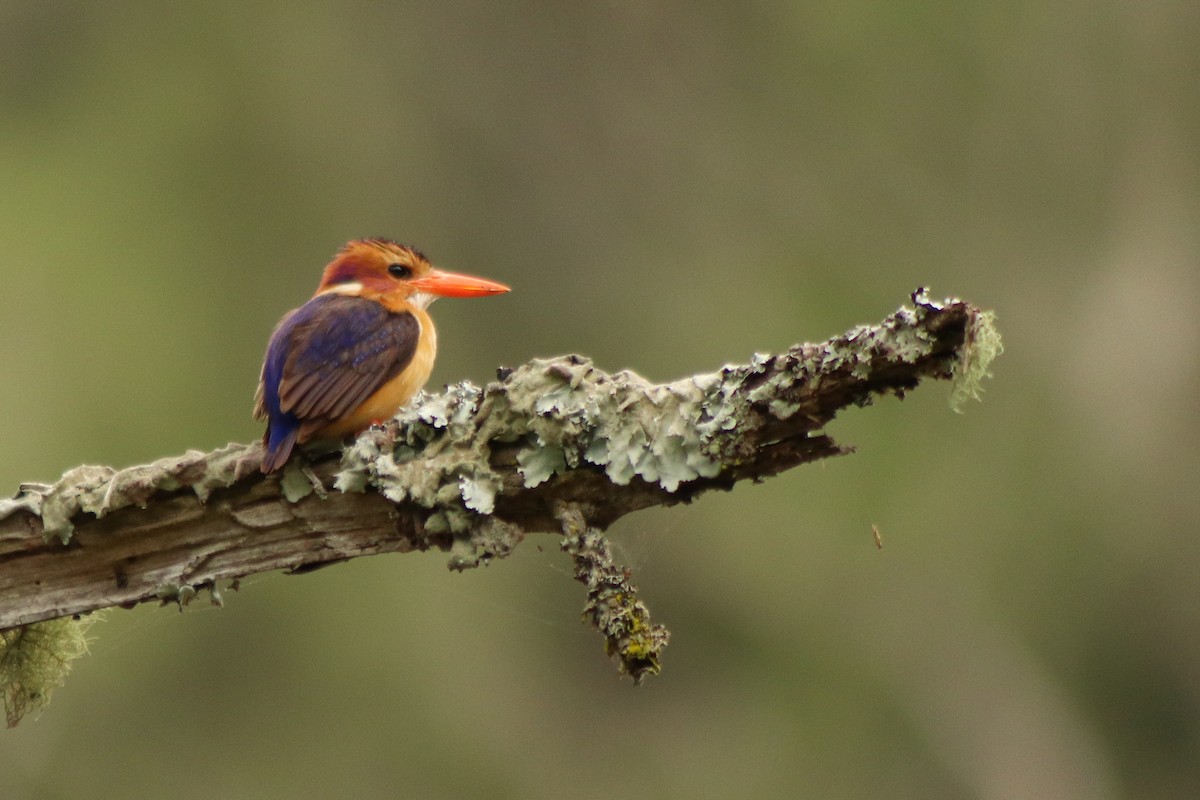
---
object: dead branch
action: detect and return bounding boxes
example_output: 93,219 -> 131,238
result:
0,289 -> 1000,705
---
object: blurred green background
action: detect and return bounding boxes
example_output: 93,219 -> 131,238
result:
2,2 -> 1198,798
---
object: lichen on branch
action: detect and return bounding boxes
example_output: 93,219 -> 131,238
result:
0,289 -> 1000,722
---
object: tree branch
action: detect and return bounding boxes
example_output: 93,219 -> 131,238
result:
0,290 -> 1000,697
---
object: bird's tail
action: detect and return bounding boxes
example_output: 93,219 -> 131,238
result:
261,423 -> 299,473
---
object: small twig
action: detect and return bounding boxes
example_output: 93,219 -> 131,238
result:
557,502 -> 669,683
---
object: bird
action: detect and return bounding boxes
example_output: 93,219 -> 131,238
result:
254,238 -> 510,473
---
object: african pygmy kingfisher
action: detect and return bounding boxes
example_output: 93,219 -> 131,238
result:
254,238 -> 510,473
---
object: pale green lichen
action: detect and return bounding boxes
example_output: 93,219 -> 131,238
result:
459,473 -> 500,514
1,615 -> 98,727
333,355 -> 761,569
424,505 -> 474,535
515,441 -> 566,487
505,357 -> 723,492
333,290 -> 988,535
950,309 -> 1004,412
446,517 -> 524,572
153,580 -> 225,611
157,581 -> 197,608
335,381 -> 519,570
279,462 -> 316,502
696,368 -> 753,442
0,444 -> 260,544
332,355 -> 756,572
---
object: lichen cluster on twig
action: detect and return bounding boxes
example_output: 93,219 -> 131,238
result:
557,503 -> 669,683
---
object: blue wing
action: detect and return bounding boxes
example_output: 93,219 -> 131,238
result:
256,294 -> 419,472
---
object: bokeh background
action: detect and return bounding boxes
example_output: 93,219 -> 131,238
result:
2,3 -> 1198,798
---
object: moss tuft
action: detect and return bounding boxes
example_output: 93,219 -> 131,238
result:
951,309 -> 1004,412
1,616 -> 99,727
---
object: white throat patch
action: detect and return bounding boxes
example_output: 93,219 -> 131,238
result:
409,291 -> 439,311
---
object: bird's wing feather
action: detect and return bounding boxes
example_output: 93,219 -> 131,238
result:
268,294 -> 420,430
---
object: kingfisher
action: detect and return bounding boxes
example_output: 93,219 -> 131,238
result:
254,238 -> 510,473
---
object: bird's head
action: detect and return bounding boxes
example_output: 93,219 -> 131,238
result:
316,238 -> 509,311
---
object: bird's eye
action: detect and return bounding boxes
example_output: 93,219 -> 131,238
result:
387,263 -> 413,279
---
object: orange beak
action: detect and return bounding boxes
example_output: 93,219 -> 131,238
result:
409,269 -> 510,298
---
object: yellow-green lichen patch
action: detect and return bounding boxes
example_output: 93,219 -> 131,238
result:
1,615 -> 98,727
950,308 -> 1004,412
558,505 -> 668,683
